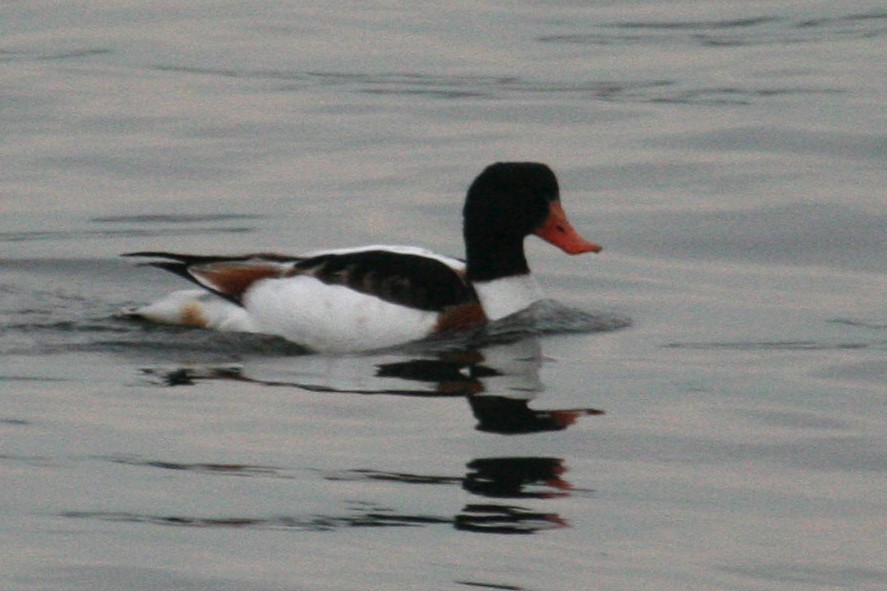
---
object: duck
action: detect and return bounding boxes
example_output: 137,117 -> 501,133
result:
125,162 -> 601,352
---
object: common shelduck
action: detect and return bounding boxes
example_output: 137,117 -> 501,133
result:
125,162 -> 601,352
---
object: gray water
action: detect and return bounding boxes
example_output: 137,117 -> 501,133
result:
2,2 -> 885,590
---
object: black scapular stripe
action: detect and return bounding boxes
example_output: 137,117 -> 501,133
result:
294,250 -> 475,312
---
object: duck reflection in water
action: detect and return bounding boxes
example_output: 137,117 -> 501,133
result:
142,337 -> 604,435
138,337 -> 600,534
89,455 -> 583,534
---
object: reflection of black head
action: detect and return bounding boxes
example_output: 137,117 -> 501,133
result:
468,395 -> 602,434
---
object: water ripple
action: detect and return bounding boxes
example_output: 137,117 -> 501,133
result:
152,65 -> 676,102
104,456 -> 291,478
0,226 -> 253,244
61,509 -> 450,531
92,214 -> 266,224
147,61 -> 848,105
539,11 -> 887,48
0,47 -> 111,62
664,341 -> 870,352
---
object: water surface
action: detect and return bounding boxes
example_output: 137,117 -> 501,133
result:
2,1 -> 885,590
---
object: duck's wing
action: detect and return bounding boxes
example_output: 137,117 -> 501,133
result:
124,251 -> 299,305
124,246 -> 476,312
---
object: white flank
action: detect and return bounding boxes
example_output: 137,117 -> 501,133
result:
244,275 -> 439,352
473,274 -> 542,321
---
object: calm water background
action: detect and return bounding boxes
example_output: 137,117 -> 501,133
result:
2,1 -> 885,590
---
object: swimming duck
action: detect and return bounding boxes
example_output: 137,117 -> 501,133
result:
126,162 -> 601,352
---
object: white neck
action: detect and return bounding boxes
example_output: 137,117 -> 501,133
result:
473,274 -> 542,321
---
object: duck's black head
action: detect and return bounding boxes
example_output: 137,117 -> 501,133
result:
462,162 -> 600,282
